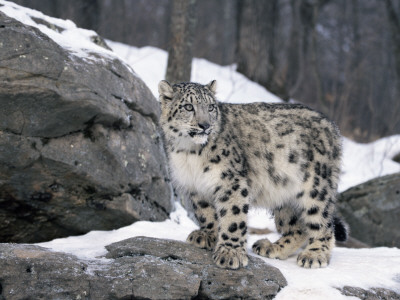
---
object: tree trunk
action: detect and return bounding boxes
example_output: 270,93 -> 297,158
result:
221,0 -> 238,66
384,0 -> 400,82
287,0 -> 305,98
165,0 -> 197,84
236,0 -> 280,96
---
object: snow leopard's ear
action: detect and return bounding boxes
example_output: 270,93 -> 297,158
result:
206,80 -> 217,94
158,80 -> 173,101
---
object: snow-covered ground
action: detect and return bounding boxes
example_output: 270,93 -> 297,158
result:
1,1 -> 400,299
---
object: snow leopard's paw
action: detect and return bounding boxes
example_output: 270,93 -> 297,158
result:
252,238 -> 288,259
187,229 -> 217,251
297,249 -> 330,268
213,244 -> 248,269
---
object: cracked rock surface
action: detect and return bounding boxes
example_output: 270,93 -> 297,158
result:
1,237 -> 399,299
0,11 -> 173,243
0,236 -> 287,300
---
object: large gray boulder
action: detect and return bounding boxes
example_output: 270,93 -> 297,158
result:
0,236 -> 287,300
0,8 -> 172,243
337,173 -> 400,247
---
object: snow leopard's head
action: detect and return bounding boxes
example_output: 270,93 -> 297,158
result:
158,80 -> 220,148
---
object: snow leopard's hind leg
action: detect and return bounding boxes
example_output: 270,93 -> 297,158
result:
252,205 -> 308,259
295,191 -> 337,269
186,192 -> 218,250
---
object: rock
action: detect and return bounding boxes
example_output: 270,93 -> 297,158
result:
0,8 -> 172,243
337,173 -> 400,248
0,244 -> 90,300
339,286 -> 400,300
106,237 -> 287,300
0,237 -> 287,299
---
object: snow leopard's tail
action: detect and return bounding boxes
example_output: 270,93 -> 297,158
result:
333,216 -> 348,242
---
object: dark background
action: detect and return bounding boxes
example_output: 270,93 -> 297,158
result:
13,0 -> 400,142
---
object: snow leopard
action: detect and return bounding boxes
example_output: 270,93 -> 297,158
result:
158,80 -> 347,269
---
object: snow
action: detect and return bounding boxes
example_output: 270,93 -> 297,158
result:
107,41 -> 282,104
1,1 -> 399,298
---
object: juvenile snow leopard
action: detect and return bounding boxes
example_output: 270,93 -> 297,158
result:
158,80 -> 347,269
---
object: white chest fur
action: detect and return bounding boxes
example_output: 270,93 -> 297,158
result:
169,151 -> 220,195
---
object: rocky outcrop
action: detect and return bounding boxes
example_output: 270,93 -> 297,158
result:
337,173 -> 400,248
0,236 -> 287,300
0,9 -> 172,243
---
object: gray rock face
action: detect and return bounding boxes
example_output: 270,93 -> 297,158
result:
337,173 -> 400,247
0,236 -> 287,300
0,10 -> 173,243
339,286 -> 400,300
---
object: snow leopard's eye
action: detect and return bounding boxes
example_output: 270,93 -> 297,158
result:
208,104 -> 216,112
184,104 -> 194,111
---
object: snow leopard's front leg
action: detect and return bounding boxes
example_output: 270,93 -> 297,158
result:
212,181 -> 250,269
187,192 -> 218,250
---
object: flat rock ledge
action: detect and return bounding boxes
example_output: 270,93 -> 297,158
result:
0,236 -> 287,300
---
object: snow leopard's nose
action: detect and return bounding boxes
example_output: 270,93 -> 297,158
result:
198,122 -> 210,131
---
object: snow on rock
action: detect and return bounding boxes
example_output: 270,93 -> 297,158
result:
0,0 -> 119,63
38,202 -> 197,261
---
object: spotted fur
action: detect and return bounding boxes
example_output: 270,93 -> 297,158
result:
159,80 -> 347,269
